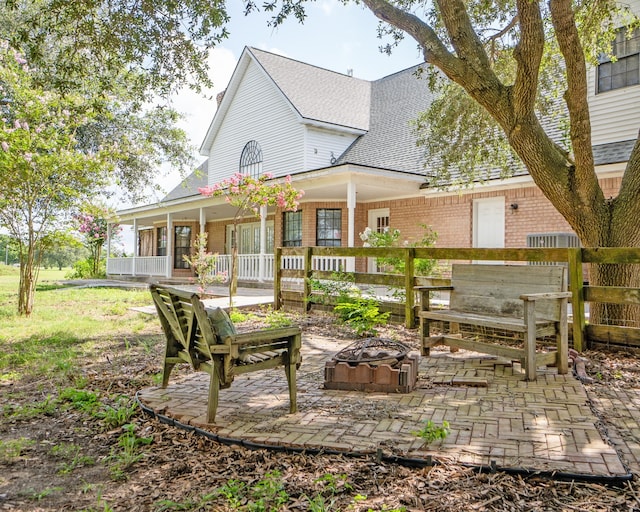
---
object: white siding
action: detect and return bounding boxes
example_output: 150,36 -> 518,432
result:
304,127 -> 358,170
207,61 -> 305,185
588,0 -> 640,146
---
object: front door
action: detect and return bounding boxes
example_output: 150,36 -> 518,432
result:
473,197 -> 505,263
367,208 -> 390,273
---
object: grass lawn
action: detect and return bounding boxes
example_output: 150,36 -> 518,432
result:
0,267 -> 159,384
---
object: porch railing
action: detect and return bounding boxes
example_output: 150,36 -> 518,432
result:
106,256 -> 167,276
106,253 -> 350,281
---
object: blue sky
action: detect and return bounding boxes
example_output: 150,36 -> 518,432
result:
163,0 -> 424,193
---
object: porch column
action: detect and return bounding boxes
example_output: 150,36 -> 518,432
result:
199,207 -> 206,236
166,213 -> 173,278
106,222 -> 111,276
346,181 -> 356,272
132,218 -> 138,277
259,205 -> 267,282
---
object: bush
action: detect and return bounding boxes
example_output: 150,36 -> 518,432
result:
334,297 -> 390,337
66,258 -> 105,279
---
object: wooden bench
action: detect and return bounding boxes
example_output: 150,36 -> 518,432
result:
415,264 -> 571,381
150,284 -> 302,423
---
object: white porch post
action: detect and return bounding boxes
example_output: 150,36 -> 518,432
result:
199,207 -> 206,236
106,222 -> 111,276
346,181 -> 356,272
166,213 -> 173,278
132,218 -> 138,277
259,205 -> 267,282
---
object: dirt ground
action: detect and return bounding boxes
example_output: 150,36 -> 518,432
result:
2,312 -> 640,511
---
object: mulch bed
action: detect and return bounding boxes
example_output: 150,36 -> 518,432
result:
2,311 -> 640,511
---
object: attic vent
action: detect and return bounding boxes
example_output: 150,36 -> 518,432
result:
347,69 -> 353,77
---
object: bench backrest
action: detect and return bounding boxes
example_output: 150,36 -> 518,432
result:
450,264 -> 567,321
150,284 -> 223,367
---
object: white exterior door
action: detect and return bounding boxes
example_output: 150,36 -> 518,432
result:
367,208 -> 390,273
473,197 -> 505,263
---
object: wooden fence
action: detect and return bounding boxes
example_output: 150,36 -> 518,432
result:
274,246 -> 640,352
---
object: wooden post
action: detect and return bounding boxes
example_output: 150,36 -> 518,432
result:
568,248 -> 585,352
274,247 -> 282,310
303,247 -> 312,311
404,248 -> 415,329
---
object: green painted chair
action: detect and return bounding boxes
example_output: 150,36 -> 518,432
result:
150,284 -> 302,423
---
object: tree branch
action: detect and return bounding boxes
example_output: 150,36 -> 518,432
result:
512,0 -> 544,117
549,0 -> 596,187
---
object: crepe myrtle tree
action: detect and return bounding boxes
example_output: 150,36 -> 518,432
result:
74,204 -> 121,278
0,48 -> 113,315
199,172 -> 303,307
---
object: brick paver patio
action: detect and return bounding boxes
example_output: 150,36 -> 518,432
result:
137,333 -> 634,481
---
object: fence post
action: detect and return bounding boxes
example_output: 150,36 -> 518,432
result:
568,248 -> 585,352
274,247 -> 282,310
405,248 -> 415,329
304,247 -> 312,311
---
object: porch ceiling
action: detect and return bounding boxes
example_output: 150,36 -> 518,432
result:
117,166 -> 426,227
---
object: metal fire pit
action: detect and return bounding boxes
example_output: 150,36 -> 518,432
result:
324,338 -> 419,393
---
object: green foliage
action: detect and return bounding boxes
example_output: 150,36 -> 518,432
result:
359,225 -> 438,276
67,257 -> 106,279
108,423 -> 153,481
308,271 -> 357,305
213,470 -> 289,511
95,396 -> 138,429
260,305 -> 293,328
334,297 -> 390,337
182,233 -> 224,293
412,420 -> 450,445
50,442 -> 95,475
59,387 -> 101,413
0,437 -> 35,463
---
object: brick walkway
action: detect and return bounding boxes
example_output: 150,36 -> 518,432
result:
137,333 -> 633,480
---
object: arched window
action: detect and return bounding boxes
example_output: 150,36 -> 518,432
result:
239,140 -> 263,178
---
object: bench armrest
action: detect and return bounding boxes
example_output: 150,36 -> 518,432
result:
519,291 -> 572,301
228,327 -> 301,346
414,286 -> 454,292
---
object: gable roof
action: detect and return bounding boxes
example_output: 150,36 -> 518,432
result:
200,47 -> 372,154
249,48 -> 371,131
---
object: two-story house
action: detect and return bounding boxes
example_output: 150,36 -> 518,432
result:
108,33 -> 639,281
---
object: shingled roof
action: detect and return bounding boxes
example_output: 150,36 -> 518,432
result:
162,160 -> 208,202
249,48 -> 371,131
336,64 -> 432,174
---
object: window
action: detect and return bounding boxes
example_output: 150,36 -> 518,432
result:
174,226 -> 191,269
316,209 -> 342,247
283,211 -> 302,247
157,226 -> 167,257
598,27 -> 640,93
239,140 -> 263,178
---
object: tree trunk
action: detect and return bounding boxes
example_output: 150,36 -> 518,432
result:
589,263 -> 640,327
18,243 -> 38,316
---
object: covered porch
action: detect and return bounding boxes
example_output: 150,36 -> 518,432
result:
108,164 -> 425,282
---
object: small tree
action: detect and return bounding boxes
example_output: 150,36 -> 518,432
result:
0,50 -> 111,315
74,204 -> 120,278
360,224 -> 438,276
199,172 -> 303,306
182,232 -> 225,294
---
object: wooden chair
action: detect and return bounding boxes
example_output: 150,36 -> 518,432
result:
150,284 -> 302,423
